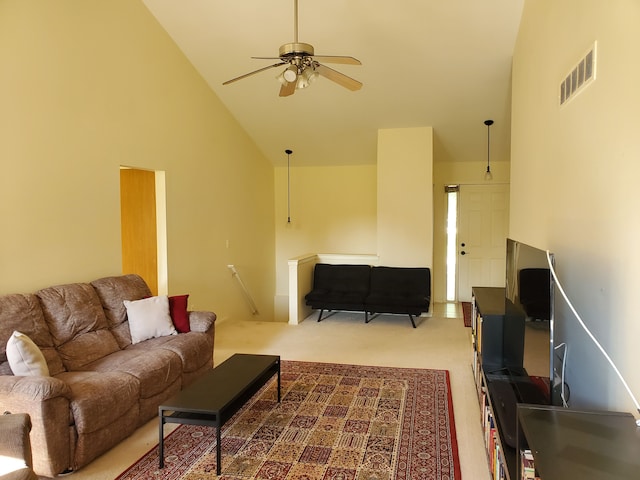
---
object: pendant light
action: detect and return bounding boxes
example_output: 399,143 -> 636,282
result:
484,119 -> 494,181
285,149 -> 293,223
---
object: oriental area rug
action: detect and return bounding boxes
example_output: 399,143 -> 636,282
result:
117,361 -> 461,480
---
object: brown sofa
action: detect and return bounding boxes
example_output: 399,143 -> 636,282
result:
0,413 -> 38,480
0,274 -> 216,478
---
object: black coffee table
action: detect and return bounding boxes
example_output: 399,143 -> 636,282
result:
158,353 -> 281,475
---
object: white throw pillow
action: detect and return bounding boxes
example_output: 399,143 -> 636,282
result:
124,295 -> 177,344
6,331 -> 50,376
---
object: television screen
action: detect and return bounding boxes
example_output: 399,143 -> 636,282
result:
504,238 -> 556,404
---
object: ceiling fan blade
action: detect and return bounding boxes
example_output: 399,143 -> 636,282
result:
223,62 -> 286,85
315,64 -> 362,91
279,80 -> 297,97
312,55 -> 361,65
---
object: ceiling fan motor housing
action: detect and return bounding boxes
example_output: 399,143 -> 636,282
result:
279,42 -> 314,58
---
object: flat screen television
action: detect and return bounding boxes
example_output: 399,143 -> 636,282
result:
503,238 -> 557,405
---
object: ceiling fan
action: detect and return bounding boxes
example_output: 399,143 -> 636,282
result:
222,0 -> 362,97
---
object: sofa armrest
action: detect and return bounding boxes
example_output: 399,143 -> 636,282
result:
0,413 -> 35,475
0,375 -> 71,402
0,375 -> 73,477
188,311 -> 217,333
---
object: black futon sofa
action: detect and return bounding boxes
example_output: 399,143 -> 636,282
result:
304,263 -> 431,328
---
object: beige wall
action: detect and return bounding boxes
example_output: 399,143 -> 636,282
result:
377,128 -> 433,268
511,0 -> 640,412
0,1 -> 275,322
274,165 -> 377,320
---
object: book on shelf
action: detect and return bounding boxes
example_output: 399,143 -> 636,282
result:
483,405 -> 494,444
493,439 -> 500,478
520,449 -> 538,480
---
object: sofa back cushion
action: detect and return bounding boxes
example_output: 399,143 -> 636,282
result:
369,266 -> 431,298
90,274 -> 152,348
36,283 -> 121,371
312,263 -> 371,294
0,293 -> 65,376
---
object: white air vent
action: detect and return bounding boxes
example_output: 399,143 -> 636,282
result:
560,42 -> 596,106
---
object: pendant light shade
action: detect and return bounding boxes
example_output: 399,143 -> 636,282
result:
484,119 -> 494,181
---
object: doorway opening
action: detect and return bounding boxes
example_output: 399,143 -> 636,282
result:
445,185 -> 459,301
119,167 -> 168,296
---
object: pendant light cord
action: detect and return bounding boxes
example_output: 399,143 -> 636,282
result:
484,119 -> 494,179
286,149 -> 292,223
487,125 -> 490,169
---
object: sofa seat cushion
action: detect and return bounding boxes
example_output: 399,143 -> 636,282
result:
90,275 -> 153,349
0,294 -> 65,376
305,291 -> 367,305
128,332 -> 213,374
36,284 -> 121,371
82,348 -> 182,399
54,371 -> 138,435
365,293 -> 430,308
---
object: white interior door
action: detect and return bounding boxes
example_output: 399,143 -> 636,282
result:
457,184 -> 509,301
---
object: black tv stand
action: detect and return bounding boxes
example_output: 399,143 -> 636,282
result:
486,375 -> 548,450
472,286 -> 640,479
472,286 -> 549,479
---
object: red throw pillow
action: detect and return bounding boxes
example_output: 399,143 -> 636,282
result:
168,294 -> 190,333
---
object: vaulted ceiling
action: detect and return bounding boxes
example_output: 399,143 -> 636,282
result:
142,0 -> 524,167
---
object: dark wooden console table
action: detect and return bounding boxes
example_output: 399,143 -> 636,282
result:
158,353 -> 281,475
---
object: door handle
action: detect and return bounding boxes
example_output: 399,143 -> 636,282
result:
461,251 -> 466,255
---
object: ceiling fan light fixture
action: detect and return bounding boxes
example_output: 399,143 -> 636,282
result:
296,76 -> 308,89
306,66 -> 319,82
283,65 -> 298,83
297,66 -> 318,89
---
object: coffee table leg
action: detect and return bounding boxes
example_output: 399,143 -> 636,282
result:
159,411 -> 165,468
277,361 -> 281,402
216,425 -> 221,475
